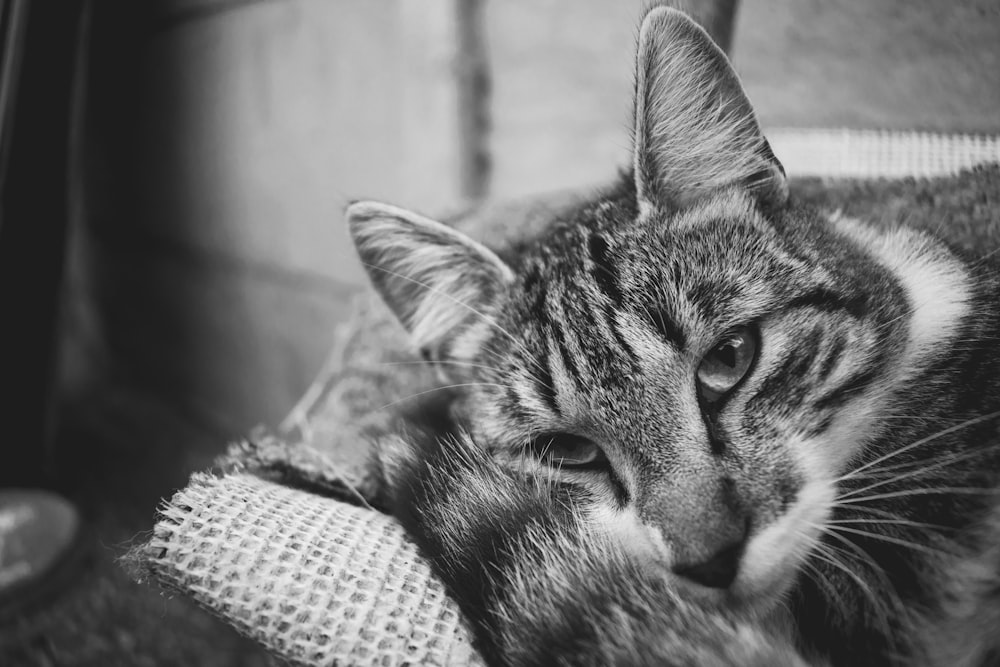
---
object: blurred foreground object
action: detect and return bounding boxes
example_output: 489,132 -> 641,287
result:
0,490 -> 83,619
0,0 -> 88,628
0,0 -> 87,485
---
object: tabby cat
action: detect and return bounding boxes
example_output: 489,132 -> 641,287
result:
348,7 -> 1000,666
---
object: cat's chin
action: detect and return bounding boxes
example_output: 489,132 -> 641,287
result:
669,578 -> 792,623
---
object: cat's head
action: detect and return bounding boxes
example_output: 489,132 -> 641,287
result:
348,8 -> 970,612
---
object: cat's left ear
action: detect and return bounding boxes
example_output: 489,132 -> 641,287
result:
633,7 -> 787,211
348,201 -> 514,360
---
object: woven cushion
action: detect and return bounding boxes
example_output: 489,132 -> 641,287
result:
139,471 -> 481,666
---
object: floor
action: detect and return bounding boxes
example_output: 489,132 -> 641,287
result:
0,381 -> 273,666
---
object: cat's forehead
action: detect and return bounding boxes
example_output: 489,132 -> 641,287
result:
596,189 -> 803,284
627,189 -> 775,251
505,189 -> 824,347
509,187 -> 825,321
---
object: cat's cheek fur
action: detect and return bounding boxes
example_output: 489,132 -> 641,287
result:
826,215 -> 974,465
585,499 -> 673,565
487,450 -> 674,563
736,467 -> 835,606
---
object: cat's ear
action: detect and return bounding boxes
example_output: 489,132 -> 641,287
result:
632,7 -> 787,211
348,201 -> 514,358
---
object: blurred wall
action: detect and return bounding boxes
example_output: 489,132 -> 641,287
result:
488,0 -> 1000,197
85,0 -> 466,435
80,0 -> 999,440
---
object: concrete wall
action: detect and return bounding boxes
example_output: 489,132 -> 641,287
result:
80,0 -> 1000,439
487,0 -> 1000,197
87,1 -> 466,434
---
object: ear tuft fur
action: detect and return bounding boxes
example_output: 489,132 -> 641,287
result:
633,7 -> 787,211
348,201 -> 514,358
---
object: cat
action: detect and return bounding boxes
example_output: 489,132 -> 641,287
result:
348,6 -> 1000,667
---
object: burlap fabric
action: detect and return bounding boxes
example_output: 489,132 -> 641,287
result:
127,294 -> 485,666
127,138 -> 1000,667
142,471 -> 481,666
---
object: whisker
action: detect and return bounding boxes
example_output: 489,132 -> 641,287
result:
837,444 -> 1000,501
826,525 -> 949,558
808,543 -> 882,609
835,486 -> 1000,505
376,382 -> 518,411
831,503 -> 981,536
839,442 -> 1000,481
799,559 -> 832,594
838,410 -> 1000,482
971,243 -> 1000,268
471,345 -> 556,402
381,359 -> 508,375
798,551 -> 851,611
826,517 -> 955,533
809,525 -> 905,646
836,504 -> 910,521
809,518 -> 903,600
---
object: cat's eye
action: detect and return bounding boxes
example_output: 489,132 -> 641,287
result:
697,326 -> 758,403
529,433 -> 608,470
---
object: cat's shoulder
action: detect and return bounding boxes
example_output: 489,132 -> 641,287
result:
449,164 -> 1000,276
791,164 -> 1000,265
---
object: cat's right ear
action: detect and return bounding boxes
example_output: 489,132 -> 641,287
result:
348,201 -> 514,359
632,7 -> 788,212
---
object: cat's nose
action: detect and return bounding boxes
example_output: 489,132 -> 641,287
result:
671,533 -> 747,589
639,473 -> 750,589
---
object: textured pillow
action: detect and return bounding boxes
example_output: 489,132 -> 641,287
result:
126,295 -> 483,666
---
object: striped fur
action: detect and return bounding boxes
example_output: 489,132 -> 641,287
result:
389,432 -> 810,667
350,7 -> 1000,667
